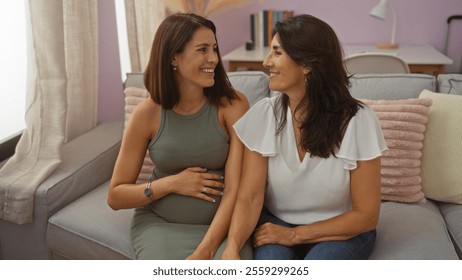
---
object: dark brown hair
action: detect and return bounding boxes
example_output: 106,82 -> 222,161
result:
144,13 -> 237,109
273,14 -> 362,158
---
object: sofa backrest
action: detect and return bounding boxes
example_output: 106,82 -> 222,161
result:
123,71 -> 271,107
124,72 -> 144,89
124,72 -> 462,104
437,74 -> 462,95
349,73 -> 436,100
228,71 -> 271,106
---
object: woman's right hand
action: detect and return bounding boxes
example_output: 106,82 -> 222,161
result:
169,167 -> 224,203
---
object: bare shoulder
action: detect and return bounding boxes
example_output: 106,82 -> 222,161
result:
217,90 -> 250,131
222,90 -> 250,116
131,98 -> 159,120
234,91 -> 250,108
125,97 -> 160,139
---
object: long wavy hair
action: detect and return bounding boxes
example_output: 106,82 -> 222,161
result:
144,13 -> 238,109
273,14 -> 362,158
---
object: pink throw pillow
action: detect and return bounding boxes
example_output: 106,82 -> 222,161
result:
361,98 -> 433,203
124,87 -> 155,184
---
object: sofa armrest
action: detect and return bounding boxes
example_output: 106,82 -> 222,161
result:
0,121 -> 123,259
438,202 -> 462,259
36,121 -> 123,216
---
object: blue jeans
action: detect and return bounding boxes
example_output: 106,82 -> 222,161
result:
253,208 -> 376,260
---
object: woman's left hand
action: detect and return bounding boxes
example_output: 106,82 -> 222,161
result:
253,222 -> 297,248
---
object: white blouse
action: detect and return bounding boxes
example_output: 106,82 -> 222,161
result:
233,96 -> 387,225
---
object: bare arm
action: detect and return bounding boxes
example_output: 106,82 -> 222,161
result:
252,157 -> 382,248
221,147 -> 269,259
107,99 -> 156,210
187,92 -> 250,259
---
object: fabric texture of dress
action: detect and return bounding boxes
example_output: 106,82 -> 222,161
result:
131,102 -> 253,259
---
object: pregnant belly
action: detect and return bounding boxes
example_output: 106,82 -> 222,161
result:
148,192 -> 221,224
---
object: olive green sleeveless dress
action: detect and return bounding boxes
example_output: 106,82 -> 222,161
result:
131,102 -> 253,259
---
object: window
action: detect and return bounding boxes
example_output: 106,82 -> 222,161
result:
0,1 -> 27,143
115,0 -> 131,80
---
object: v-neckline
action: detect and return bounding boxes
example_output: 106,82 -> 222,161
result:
287,109 -> 307,164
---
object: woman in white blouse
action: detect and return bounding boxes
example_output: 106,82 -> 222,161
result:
221,14 -> 387,260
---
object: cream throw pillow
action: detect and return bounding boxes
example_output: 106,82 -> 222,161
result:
419,89 -> 462,204
124,87 -> 155,184
362,98 -> 433,203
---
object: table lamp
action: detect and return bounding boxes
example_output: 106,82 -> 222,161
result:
370,0 -> 399,49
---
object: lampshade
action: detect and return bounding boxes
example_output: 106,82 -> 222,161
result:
370,0 -> 387,20
370,0 -> 399,49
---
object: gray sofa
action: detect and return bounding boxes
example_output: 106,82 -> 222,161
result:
1,71 -> 461,260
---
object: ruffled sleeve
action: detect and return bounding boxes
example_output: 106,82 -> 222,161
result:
233,97 -> 278,156
337,105 -> 388,170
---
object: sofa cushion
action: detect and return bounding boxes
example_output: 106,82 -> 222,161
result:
47,181 -> 254,260
369,200 -> 458,259
350,74 -> 436,100
227,71 -> 270,106
420,90 -> 462,204
0,122 -> 123,260
362,98 -> 432,203
437,74 -> 462,95
47,181 -> 135,259
438,202 -> 462,259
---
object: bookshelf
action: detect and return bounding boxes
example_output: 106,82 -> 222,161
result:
249,10 -> 294,49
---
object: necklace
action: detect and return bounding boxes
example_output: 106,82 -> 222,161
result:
175,95 -> 206,114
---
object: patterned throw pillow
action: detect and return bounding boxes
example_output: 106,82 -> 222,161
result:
361,98 -> 433,203
124,87 -> 155,183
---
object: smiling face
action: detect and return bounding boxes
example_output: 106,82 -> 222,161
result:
263,34 -> 308,102
171,27 -> 218,93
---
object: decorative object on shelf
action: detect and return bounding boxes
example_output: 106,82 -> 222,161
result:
245,41 -> 254,50
370,0 -> 399,49
163,0 -> 261,18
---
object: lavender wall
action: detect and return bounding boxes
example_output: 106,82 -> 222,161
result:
210,0 -> 462,73
98,0 -> 462,123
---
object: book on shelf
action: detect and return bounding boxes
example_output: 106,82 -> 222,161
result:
249,10 -> 294,48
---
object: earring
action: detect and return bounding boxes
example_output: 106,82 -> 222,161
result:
173,66 -> 177,71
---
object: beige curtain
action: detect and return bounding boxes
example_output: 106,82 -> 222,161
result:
0,0 -> 98,224
124,0 -> 165,72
